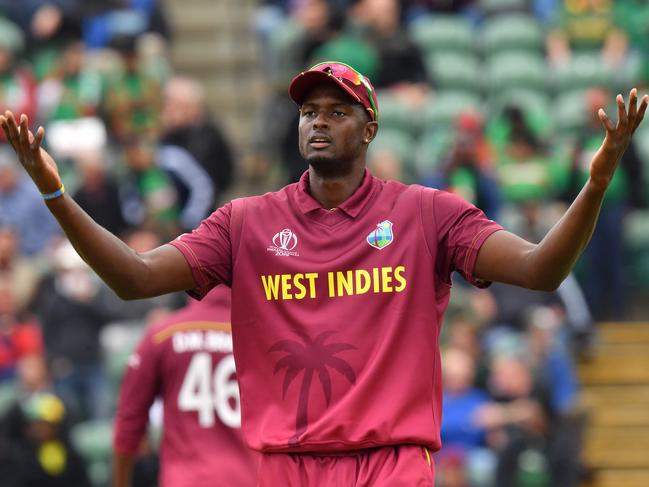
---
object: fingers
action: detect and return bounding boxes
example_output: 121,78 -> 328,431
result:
598,108 -> 615,132
0,115 -> 8,145
628,88 -> 638,122
634,94 -> 649,131
31,126 -> 44,158
616,93 -> 628,129
19,114 -> 30,152
2,111 -> 20,151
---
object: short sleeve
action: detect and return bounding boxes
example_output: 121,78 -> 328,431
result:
168,203 -> 233,299
113,328 -> 159,455
429,189 -> 503,288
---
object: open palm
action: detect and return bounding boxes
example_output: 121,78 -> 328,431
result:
591,88 -> 648,190
0,111 -> 62,194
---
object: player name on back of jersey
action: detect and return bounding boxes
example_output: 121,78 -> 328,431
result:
260,266 -> 407,301
172,330 -> 233,354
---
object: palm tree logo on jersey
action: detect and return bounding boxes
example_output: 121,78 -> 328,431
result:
270,331 -> 356,446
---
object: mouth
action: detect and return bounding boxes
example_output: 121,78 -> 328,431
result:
308,135 -> 332,150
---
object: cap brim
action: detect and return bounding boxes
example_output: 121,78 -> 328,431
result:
288,70 -> 362,106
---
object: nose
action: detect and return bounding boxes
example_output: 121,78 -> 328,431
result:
313,112 -> 328,129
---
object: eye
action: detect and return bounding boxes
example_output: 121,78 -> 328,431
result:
332,111 -> 346,117
301,110 -> 315,118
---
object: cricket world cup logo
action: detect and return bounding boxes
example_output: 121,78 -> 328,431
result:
267,228 -> 299,256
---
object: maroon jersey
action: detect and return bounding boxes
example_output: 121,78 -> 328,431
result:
169,170 -> 502,453
113,287 -> 258,487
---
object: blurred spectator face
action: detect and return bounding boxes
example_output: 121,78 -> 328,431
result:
586,87 -> 610,125
446,317 -> 481,359
362,0 -> 400,35
124,140 -> 156,171
526,306 -> 561,358
0,227 -> 19,265
489,356 -> 533,400
368,150 -> 403,181
51,240 -> 99,301
17,354 -> 50,393
0,160 -> 19,192
75,152 -> 106,188
163,77 -> 204,130
23,393 -> 66,442
31,4 -> 63,39
451,112 -> 483,164
124,229 -> 162,252
443,347 -> 477,394
0,47 -> 12,73
61,42 -> 84,77
294,0 -> 330,33
0,276 -> 16,318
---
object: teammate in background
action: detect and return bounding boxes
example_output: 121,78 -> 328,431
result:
113,286 -> 257,487
0,61 -> 646,485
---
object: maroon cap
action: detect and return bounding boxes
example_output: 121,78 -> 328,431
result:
288,61 -> 379,121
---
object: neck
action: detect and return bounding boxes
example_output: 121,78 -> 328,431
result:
308,164 -> 366,210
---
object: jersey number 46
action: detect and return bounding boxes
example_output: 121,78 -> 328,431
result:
178,353 -> 241,429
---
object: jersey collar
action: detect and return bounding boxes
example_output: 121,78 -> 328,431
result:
294,168 -> 379,220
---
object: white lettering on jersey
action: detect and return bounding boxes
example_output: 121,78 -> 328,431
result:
178,352 -> 241,428
172,331 -> 233,353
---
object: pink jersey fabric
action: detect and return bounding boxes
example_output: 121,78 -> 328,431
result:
113,287 -> 258,487
169,170 -> 502,454
258,445 -> 435,486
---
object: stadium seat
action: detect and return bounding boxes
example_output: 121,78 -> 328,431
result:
486,52 -> 548,94
552,89 -> 590,134
369,128 -> 417,166
553,53 -> 615,93
375,92 -> 422,135
0,382 -> 16,416
481,14 -> 545,55
408,15 -> 474,55
71,419 -> 114,487
423,91 -> 483,128
486,88 -> 553,137
100,321 -> 146,410
425,52 -> 483,93
368,128 -> 418,182
478,0 -> 528,15
625,210 -> 649,289
414,127 -> 453,179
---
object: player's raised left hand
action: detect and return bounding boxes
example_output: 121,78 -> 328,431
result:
591,88 -> 648,191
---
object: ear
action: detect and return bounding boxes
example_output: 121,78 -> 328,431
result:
363,121 -> 379,145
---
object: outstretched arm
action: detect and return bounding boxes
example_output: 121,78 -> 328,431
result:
474,89 -> 648,291
0,111 -> 196,299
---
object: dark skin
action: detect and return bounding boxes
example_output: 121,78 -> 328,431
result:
0,86 -> 646,299
298,83 -> 378,209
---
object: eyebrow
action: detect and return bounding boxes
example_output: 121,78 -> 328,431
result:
300,101 -> 358,113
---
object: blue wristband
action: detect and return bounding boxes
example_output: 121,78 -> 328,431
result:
42,184 -> 65,201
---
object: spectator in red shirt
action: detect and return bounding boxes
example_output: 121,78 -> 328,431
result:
0,275 -> 43,381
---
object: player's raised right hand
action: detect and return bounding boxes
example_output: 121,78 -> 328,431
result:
0,111 -> 62,195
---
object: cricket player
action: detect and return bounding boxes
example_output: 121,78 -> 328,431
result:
1,61 -> 645,486
112,286 -> 257,487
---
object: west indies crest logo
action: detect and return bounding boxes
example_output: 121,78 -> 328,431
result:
367,220 -> 394,250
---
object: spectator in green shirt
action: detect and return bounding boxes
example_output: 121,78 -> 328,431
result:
563,87 -> 645,320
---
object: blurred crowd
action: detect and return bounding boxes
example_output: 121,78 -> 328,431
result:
0,1 -> 237,486
249,0 -> 649,486
0,0 -> 647,486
